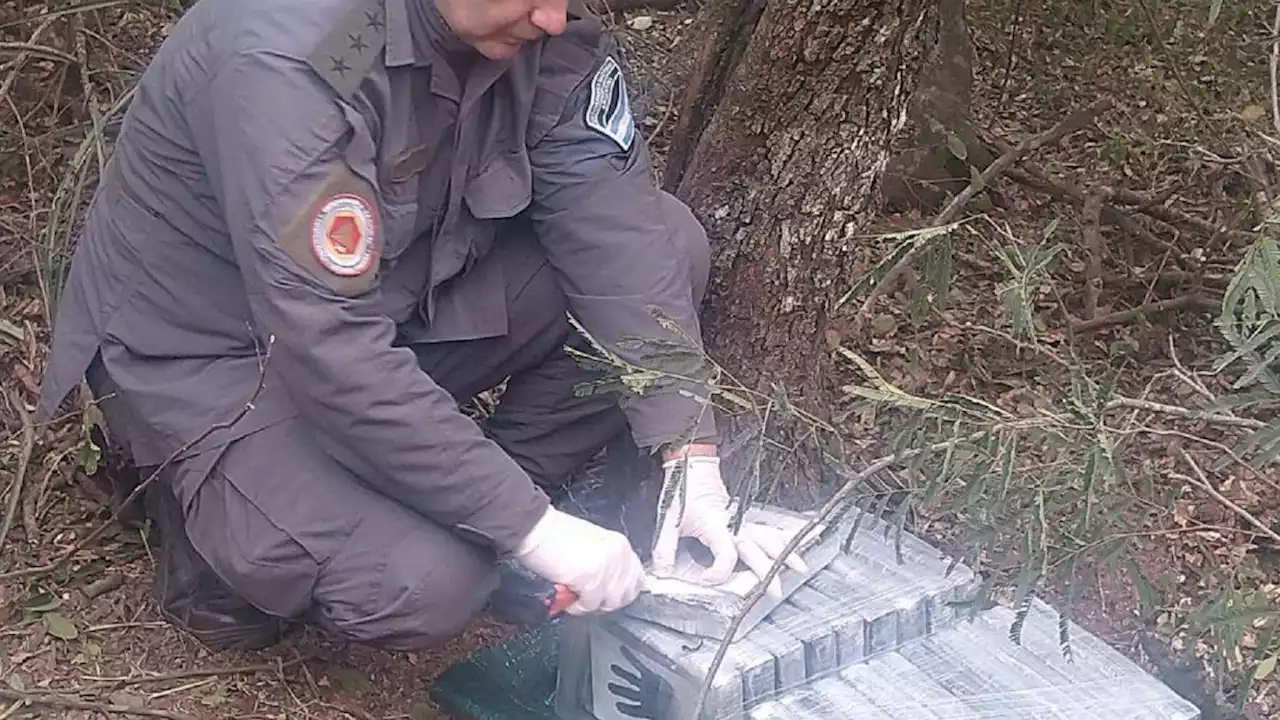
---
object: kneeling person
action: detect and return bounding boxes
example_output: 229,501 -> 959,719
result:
38,0 -> 793,651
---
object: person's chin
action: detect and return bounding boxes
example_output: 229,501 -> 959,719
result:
477,38 -> 524,60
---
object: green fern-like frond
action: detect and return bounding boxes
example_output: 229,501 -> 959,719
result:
1221,231 -> 1280,326
834,219 -> 971,310
989,234 -> 1065,341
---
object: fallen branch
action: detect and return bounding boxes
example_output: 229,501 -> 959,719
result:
83,654 -> 316,689
1272,0 -> 1280,136
0,387 -> 34,557
1106,396 -> 1266,430
1139,428 -> 1280,495
0,689 -> 196,720
1101,270 -> 1231,288
1175,448 -> 1280,546
0,41 -> 74,65
23,445 -> 74,541
1004,165 -> 1189,263
851,97 -> 1113,331
992,136 -> 1223,240
1068,294 -> 1218,333
0,16 -> 57,103
964,321 -> 1266,430
1082,190 -> 1107,320
0,338 -> 275,583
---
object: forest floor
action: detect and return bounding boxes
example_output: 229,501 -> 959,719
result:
2,0 -> 1280,718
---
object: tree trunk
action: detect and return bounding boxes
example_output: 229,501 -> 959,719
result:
672,0 -> 940,403
879,0 -> 992,214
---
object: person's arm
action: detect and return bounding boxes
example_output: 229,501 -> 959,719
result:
188,49 -> 547,552
526,46 -> 716,452
525,40 -> 814,592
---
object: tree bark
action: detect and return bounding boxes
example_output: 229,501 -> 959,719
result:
673,0 -> 940,402
879,0 -> 991,213
661,0 -> 765,193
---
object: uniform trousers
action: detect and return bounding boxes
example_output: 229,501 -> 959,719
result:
88,191 -> 710,651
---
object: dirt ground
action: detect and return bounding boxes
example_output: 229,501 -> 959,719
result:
3,0 -> 1280,718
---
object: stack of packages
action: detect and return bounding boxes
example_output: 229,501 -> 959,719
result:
434,498 -> 1201,720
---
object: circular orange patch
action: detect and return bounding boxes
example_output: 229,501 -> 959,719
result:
311,194 -> 376,276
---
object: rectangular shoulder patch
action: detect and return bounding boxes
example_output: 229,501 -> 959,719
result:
584,56 -> 636,152
306,0 -> 386,101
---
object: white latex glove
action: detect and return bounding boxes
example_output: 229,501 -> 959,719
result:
651,456 -> 810,599
512,506 -> 645,615
733,521 -> 813,599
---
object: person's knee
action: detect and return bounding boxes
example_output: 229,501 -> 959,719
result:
184,471 -> 319,621
315,529 -> 499,650
658,191 -> 711,305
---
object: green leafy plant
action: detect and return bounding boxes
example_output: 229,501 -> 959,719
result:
565,209 -> 1280,716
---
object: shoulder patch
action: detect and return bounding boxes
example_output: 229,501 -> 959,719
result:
278,165 -> 382,297
306,0 -> 386,100
311,194 -> 377,276
584,56 -> 635,152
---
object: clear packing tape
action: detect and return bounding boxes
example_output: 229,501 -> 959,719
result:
431,503 -> 1202,720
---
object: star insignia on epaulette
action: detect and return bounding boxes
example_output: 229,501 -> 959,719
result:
348,33 -> 368,52
364,9 -> 384,31
329,55 -> 351,77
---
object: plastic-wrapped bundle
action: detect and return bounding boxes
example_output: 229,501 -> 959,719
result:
433,503 -> 1200,720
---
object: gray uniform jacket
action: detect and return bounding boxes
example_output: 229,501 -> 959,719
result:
38,0 -> 715,553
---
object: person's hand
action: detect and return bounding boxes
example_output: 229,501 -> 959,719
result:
512,506 -> 644,615
732,521 -> 813,599
651,449 -> 810,599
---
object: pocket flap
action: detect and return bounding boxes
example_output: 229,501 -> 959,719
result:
464,150 -> 532,219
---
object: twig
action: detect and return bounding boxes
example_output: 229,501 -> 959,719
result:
1105,186 -> 1223,238
1271,0 -> 1280,135
0,337 -> 275,582
1136,428 -> 1280,496
1167,335 -> 1218,403
0,41 -> 74,64
84,622 -> 168,633
1010,165 -> 1190,263
0,689 -> 197,720
148,678 -> 216,702
1134,0 -> 1207,124
0,41 -> 73,63
690,428 -> 997,717
1082,190 -> 1107,320
1050,523 -> 1264,573
852,97 -> 1113,331
84,653 -> 315,689
0,15 -> 56,102
1068,294 -> 1218,333
1106,396 -> 1266,430
25,445 -> 76,541
1175,449 -> 1280,545
69,11 -> 105,169
961,322 -> 1266,430
991,134 -> 1222,240
1102,269 -> 1231,289
0,387 -> 34,556
273,655 -> 311,715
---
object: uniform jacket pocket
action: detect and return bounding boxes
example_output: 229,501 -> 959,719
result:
464,149 -> 532,220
